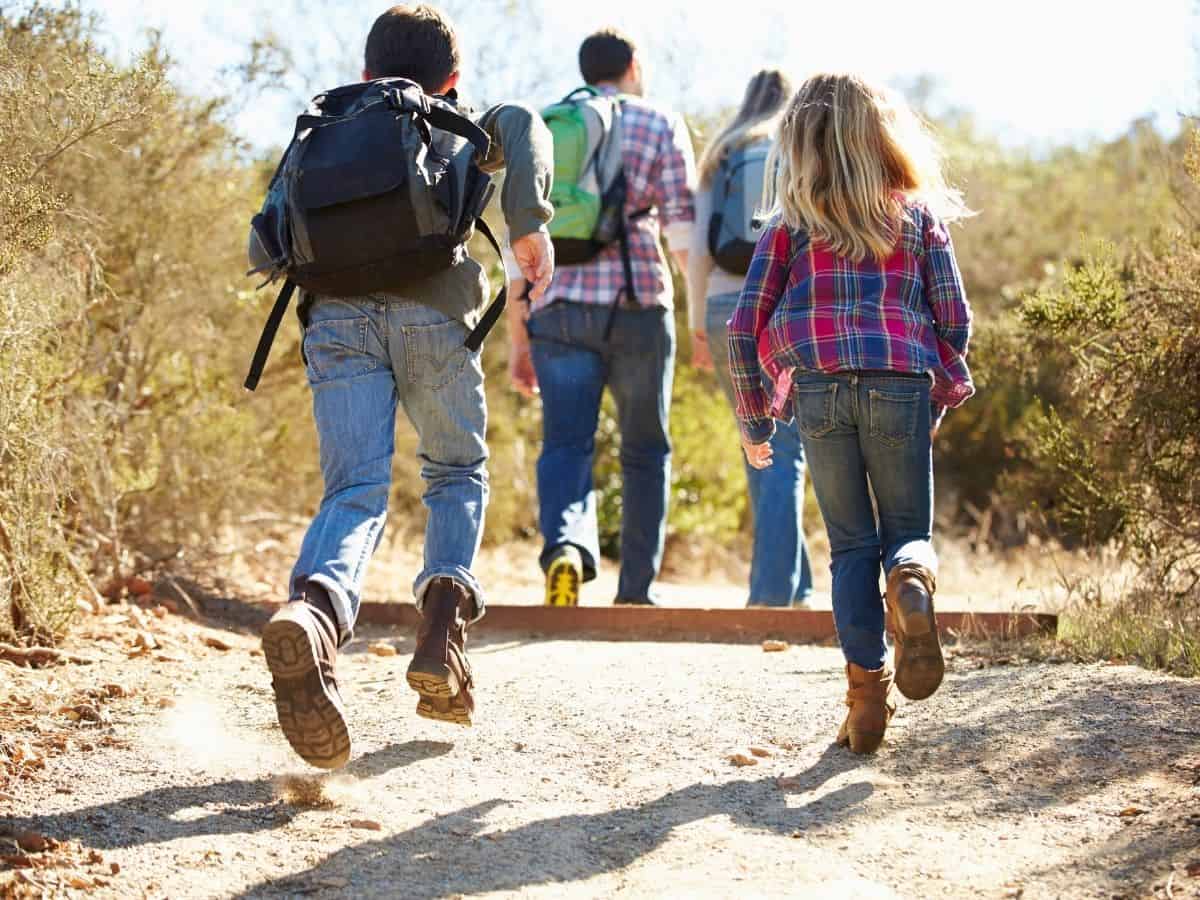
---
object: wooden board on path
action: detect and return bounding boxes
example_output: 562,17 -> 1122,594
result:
356,603 -> 1056,643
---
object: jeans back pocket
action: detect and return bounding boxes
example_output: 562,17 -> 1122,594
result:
868,389 -> 920,447
795,383 -> 838,439
403,319 -> 471,391
304,316 -> 377,384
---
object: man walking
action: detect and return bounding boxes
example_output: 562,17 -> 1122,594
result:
507,28 -> 695,606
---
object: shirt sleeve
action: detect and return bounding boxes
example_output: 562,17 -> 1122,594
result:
474,103 -> 554,240
728,220 -> 790,444
651,111 -> 697,238
921,209 -> 972,358
685,185 -> 716,333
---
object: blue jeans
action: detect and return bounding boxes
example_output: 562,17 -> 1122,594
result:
792,371 -> 937,669
706,293 -> 813,607
289,297 -> 489,643
528,301 -> 675,601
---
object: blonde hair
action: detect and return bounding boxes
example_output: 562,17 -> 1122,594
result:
697,69 -> 792,186
764,73 -> 970,262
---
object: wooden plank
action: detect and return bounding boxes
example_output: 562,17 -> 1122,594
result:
356,603 -> 1057,643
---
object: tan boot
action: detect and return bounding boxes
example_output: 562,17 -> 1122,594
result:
886,564 -> 944,701
836,663 -> 896,754
407,578 -> 476,726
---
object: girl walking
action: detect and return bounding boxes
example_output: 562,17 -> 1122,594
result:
688,69 -> 815,609
728,73 -> 974,753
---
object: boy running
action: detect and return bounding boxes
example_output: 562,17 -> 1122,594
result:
261,4 -> 554,769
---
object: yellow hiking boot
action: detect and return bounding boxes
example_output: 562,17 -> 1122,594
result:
545,546 -> 582,607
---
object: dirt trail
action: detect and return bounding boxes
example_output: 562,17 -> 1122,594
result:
3,589 -> 1199,899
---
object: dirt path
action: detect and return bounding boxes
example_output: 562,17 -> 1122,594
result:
3,596 -> 1199,899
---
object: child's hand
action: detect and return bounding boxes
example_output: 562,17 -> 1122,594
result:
742,438 -> 773,470
511,230 -> 554,302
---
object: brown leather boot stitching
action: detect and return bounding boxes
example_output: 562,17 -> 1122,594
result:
262,599 -> 350,769
886,564 -> 945,701
407,577 -> 476,726
836,663 -> 897,754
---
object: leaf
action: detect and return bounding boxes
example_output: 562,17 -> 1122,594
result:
750,747 -> 772,758
368,642 -> 398,658
348,819 -> 382,831
761,640 -> 790,653
1117,806 -> 1145,817
203,636 -> 232,651
728,753 -> 758,767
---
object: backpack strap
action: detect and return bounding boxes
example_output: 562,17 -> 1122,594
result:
423,102 -> 491,160
243,279 -> 296,392
463,217 -> 508,352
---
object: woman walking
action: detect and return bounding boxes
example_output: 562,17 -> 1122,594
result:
687,69 -> 814,608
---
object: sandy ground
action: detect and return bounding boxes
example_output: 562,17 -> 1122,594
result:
3,586 -> 1199,899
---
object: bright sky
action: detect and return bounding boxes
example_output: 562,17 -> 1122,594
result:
87,0 -> 1198,150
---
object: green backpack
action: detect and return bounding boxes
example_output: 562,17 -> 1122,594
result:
542,88 -> 646,315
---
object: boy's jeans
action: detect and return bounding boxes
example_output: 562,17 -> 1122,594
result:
792,371 -> 937,670
705,292 -> 814,607
528,301 -> 675,601
289,296 -> 489,644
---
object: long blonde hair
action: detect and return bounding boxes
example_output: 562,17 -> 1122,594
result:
765,73 -> 970,262
697,69 -> 792,186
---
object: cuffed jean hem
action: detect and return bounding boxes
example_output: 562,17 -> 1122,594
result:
537,541 -> 598,583
290,573 -> 356,647
413,568 -> 486,624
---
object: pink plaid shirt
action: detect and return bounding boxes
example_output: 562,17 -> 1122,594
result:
535,87 -> 695,312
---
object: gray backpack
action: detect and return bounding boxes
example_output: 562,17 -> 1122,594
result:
707,139 -> 771,275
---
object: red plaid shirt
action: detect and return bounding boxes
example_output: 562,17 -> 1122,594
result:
729,202 -> 974,443
537,87 -> 696,311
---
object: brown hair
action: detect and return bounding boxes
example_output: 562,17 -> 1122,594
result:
578,28 -> 636,86
364,4 -> 460,93
697,68 -> 792,187
765,73 -> 969,262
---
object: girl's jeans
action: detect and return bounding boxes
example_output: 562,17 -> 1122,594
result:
706,292 -> 813,607
792,371 -> 937,669
289,297 -> 489,645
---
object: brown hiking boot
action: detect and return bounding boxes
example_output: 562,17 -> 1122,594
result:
886,564 -> 944,701
407,577 -> 475,726
836,663 -> 897,754
262,601 -> 350,769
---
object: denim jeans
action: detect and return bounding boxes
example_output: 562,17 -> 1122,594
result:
289,296 -> 489,644
528,301 -> 675,601
706,292 -> 813,607
792,371 -> 937,669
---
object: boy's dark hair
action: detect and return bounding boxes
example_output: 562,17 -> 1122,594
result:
364,4 -> 460,92
578,28 -> 636,85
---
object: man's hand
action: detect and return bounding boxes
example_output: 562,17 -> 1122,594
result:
510,342 -> 538,398
742,438 -> 773,470
506,276 -> 538,398
511,230 -> 554,303
691,331 -> 714,372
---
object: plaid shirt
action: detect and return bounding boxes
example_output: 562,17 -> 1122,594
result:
729,202 -> 974,443
536,86 -> 696,311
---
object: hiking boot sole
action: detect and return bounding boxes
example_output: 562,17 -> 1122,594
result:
545,556 -> 581,607
262,616 -> 351,769
406,659 -> 472,727
893,604 -> 945,700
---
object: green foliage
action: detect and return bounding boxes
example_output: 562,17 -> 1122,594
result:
1008,135 -> 1200,674
0,6 -> 313,642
